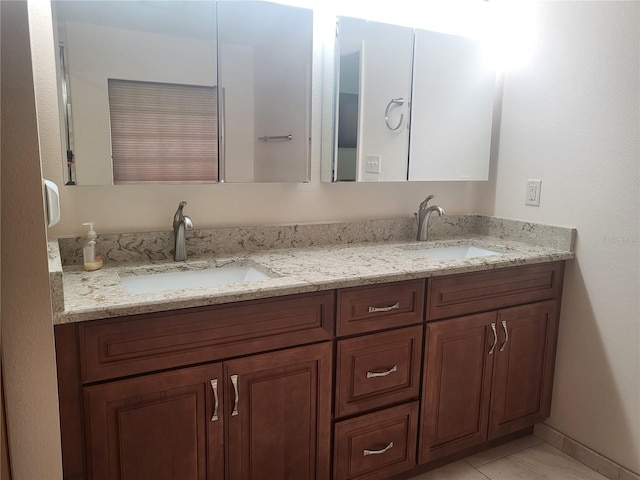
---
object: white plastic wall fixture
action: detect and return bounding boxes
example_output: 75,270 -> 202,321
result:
44,179 -> 61,227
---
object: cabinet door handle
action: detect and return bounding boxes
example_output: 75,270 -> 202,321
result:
363,441 -> 394,456
489,322 -> 498,355
210,379 -> 219,422
368,302 -> 400,313
230,374 -> 239,417
499,320 -> 509,352
366,365 -> 398,379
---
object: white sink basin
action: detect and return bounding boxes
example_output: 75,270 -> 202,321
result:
411,245 -> 501,260
120,264 -> 274,294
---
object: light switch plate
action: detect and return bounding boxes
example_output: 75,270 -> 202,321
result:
365,154 -> 381,174
526,179 -> 542,206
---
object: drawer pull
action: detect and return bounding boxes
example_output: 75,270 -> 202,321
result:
499,320 -> 509,352
366,365 -> 398,379
368,302 -> 400,314
230,374 -> 239,416
489,322 -> 498,355
210,379 -> 219,421
363,441 -> 394,456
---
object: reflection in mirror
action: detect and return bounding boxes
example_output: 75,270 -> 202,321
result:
52,1 -> 218,185
217,1 -> 312,183
52,0 -> 313,185
408,29 -> 496,181
334,17 -> 414,182
331,17 -> 497,183
335,53 -> 359,181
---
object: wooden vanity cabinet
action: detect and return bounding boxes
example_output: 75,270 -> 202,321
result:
56,262 -> 567,480
55,292 -> 334,480
418,262 -> 564,464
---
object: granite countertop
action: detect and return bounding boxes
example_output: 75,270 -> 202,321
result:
49,216 -> 576,324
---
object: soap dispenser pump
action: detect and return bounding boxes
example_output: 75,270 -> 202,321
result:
82,222 -> 103,271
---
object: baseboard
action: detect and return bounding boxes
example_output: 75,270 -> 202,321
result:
534,423 -> 639,480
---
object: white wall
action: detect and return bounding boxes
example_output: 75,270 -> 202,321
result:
494,1 -> 639,473
1,2 -> 63,478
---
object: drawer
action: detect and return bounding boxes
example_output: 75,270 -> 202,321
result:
78,291 -> 335,383
335,326 -> 423,418
337,280 -> 425,336
333,401 -> 419,480
427,262 -> 564,320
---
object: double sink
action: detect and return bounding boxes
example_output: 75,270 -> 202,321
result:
119,244 -> 501,295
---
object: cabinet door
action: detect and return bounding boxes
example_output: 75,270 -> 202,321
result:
418,312 -> 497,463
408,29 -> 495,181
225,342 -> 332,480
217,2 -> 313,182
84,363 -> 223,480
334,17 -> 414,182
489,301 -> 559,438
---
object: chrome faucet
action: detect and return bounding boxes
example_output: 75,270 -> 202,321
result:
416,194 -> 445,241
173,201 -> 193,261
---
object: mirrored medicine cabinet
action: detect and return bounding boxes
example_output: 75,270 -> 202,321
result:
331,16 -> 498,183
49,1 -> 497,187
51,0 -> 312,185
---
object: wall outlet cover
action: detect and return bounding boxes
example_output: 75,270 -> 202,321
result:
526,179 -> 542,206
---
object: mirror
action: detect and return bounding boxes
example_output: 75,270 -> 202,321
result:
51,0 -> 312,185
217,1 -> 312,183
331,17 -> 497,182
334,17 -> 413,182
409,29 -> 496,180
52,1 -> 218,185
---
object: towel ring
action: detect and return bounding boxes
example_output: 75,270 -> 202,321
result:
384,98 -> 405,131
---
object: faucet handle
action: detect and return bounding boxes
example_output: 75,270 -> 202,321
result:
419,194 -> 435,210
173,200 -> 188,225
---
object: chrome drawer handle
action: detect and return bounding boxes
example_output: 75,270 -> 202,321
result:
366,365 -> 398,379
230,374 -> 239,417
364,441 -> 394,456
489,322 -> 498,355
210,379 -> 219,422
368,302 -> 400,314
499,320 -> 509,352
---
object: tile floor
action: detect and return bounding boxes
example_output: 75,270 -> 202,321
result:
408,435 -> 612,480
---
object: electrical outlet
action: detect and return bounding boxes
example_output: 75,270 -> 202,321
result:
526,179 -> 542,206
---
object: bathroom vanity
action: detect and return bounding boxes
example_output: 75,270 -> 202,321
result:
50,216 -> 575,480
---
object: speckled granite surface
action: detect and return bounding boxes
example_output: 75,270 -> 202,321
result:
57,217 -> 417,266
50,216 -> 576,324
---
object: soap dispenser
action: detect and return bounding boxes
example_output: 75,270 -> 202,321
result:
82,222 -> 103,271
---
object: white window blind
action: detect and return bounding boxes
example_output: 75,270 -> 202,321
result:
108,79 -> 218,184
